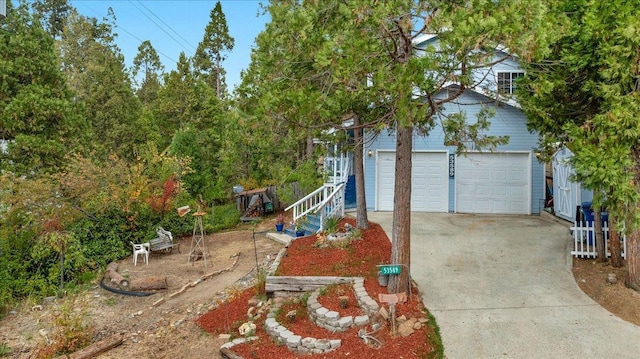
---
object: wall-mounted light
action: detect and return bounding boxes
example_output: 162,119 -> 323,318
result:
368,150 -> 373,157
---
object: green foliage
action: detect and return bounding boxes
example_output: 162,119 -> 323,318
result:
132,40 -> 164,104
277,160 -> 324,205
324,216 -> 341,234
423,309 -> 444,359
57,9 -> 142,161
194,1 -> 235,97
0,342 -> 9,357
206,203 -> 241,233
0,2 -> 88,176
519,0 -> 640,232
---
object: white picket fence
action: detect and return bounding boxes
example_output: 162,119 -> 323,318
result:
570,221 -> 627,259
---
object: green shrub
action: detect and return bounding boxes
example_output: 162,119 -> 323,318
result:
0,342 -> 10,357
324,216 -> 341,234
207,203 -> 241,232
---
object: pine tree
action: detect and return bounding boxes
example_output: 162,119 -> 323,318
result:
0,1 -> 86,175
193,1 -> 234,98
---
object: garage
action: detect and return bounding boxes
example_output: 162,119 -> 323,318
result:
376,151 -> 448,212
455,152 -> 530,214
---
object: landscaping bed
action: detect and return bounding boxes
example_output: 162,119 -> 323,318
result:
196,217 -> 442,359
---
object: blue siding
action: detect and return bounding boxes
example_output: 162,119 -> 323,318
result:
364,89 -> 543,214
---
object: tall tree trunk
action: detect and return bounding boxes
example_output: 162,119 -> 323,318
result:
626,228 -> 640,291
388,124 -> 412,294
626,166 -> 640,289
353,114 -> 369,229
306,136 -> 314,160
609,216 -> 624,268
594,208 -> 606,262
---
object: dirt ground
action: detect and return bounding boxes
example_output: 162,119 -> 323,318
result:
573,258 -> 640,326
3,216 -> 640,358
0,219 -> 284,359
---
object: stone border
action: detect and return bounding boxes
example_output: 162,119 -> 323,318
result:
264,301 -> 341,354
307,278 -> 376,332
219,249 -> 382,358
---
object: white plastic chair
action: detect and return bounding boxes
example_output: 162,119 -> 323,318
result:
131,241 -> 150,266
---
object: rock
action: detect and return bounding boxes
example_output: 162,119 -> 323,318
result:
238,322 -> 256,336
42,296 -> 56,305
218,333 -> 232,340
274,297 -> 286,304
396,314 -> 407,323
419,317 -> 429,324
248,297 -> 260,306
247,306 -> 256,318
286,310 -> 297,322
31,305 -> 43,311
607,273 -> 617,284
398,321 -> 415,337
413,322 -> 423,330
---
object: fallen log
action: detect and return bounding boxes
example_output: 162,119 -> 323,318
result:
220,347 -> 244,359
129,276 -> 167,291
106,262 -> 118,272
54,333 -> 123,359
104,262 -> 129,289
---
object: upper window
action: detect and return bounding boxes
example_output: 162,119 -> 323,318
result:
497,71 -> 524,95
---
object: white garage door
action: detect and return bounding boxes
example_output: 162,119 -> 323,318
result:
376,151 -> 448,212
455,153 -> 530,214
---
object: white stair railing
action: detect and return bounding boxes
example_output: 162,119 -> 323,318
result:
285,182 -> 346,233
314,183 -> 345,232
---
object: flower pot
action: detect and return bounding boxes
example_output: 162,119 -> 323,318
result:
378,273 -> 389,287
275,223 -> 284,232
295,230 -> 305,237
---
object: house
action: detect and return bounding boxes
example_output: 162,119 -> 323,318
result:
361,35 -> 545,215
288,35 -> 545,232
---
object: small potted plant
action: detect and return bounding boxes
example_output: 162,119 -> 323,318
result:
295,216 -> 308,237
275,214 -> 285,233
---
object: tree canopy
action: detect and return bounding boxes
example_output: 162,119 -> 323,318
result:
242,0 -> 553,293
518,0 -> 640,289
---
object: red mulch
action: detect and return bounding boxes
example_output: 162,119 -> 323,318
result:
196,217 -> 438,359
316,283 -> 363,318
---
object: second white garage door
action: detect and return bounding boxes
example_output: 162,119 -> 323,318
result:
455,152 -> 530,214
376,151 -> 448,212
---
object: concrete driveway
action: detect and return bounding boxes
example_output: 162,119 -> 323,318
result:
367,212 -> 640,359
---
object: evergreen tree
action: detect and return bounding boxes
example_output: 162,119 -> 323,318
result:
246,0 -> 552,293
57,8 -> 142,160
31,0 -> 72,40
518,0 -> 640,289
0,1 -> 87,175
132,40 -> 164,105
193,1 -> 234,98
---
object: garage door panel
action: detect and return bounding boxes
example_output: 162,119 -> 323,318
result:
455,153 -> 530,214
377,152 -> 448,212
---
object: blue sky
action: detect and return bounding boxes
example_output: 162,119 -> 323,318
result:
69,0 -> 269,90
